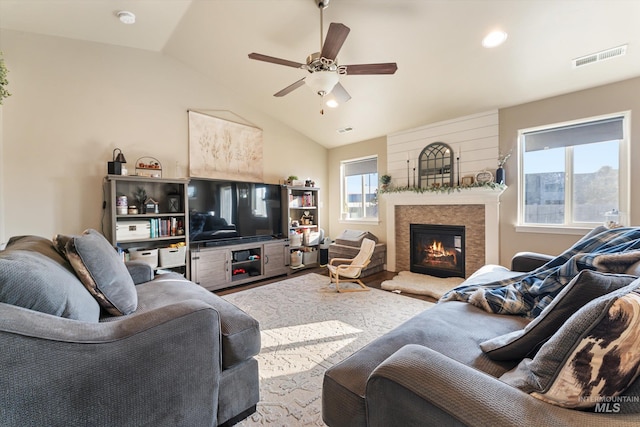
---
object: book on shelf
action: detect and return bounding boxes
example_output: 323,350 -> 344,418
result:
148,217 -> 182,238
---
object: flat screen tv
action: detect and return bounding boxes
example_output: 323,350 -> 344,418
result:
188,178 -> 286,245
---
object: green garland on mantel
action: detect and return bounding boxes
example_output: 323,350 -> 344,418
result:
380,182 -> 506,195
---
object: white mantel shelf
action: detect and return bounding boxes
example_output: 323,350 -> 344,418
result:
383,187 -> 506,272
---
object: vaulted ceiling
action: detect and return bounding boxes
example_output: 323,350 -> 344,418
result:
1,0 -> 640,148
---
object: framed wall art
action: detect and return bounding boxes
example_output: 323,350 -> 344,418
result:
188,110 -> 263,181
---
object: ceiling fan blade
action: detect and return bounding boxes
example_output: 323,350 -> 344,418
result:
343,63 -> 398,75
320,23 -> 350,61
274,78 -> 306,97
248,53 -> 305,69
331,82 -> 351,103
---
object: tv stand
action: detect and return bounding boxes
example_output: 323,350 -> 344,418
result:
200,235 -> 275,248
190,238 -> 289,291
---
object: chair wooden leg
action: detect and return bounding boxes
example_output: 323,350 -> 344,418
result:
335,278 -> 369,292
328,269 -> 369,292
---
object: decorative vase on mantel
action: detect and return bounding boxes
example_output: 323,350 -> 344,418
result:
495,167 -> 505,185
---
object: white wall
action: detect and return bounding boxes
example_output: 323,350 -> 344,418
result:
0,29 -> 327,239
386,110 -> 500,188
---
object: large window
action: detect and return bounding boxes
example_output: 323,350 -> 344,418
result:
341,156 -> 378,221
518,113 -> 629,229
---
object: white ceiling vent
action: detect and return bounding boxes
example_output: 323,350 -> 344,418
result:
573,45 -> 627,68
337,126 -> 353,134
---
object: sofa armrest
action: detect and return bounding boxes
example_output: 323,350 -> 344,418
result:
510,251 -> 554,272
125,260 -> 154,284
0,300 -> 221,427
366,344 -> 637,427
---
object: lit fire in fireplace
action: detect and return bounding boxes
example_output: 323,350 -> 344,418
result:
422,239 -> 457,267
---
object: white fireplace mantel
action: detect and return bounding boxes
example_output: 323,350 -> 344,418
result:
383,187 -> 506,272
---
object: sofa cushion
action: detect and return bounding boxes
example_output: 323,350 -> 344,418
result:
480,270 -> 637,360
6,234 -> 75,273
0,250 -> 100,321
500,279 -> 640,409
122,273 -> 261,368
64,229 -> 137,316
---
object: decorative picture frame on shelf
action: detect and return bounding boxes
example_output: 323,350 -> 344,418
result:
461,175 -> 475,186
475,170 -> 494,184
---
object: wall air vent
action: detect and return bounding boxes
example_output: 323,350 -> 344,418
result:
337,126 -> 353,134
573,44 -> 627,68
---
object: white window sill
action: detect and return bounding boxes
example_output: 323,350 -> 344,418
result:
339,218 -> 380,226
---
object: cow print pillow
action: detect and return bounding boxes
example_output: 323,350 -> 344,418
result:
500,279 -> 640,409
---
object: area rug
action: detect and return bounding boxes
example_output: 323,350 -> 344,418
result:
380,271 -> 464,299
222,273 -> 433,426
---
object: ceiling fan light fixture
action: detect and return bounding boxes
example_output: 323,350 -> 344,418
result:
305,70 -> 339,96
325,97 -> 339,108
482,30 -> 507,48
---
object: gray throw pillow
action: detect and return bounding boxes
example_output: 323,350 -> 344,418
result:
480,270 -> 637,360
65,229 -> 137,316
0,250 -> 100,321
500,279 -> 640,409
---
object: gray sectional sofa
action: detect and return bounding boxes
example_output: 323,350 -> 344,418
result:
0,231 -> 260,427
323,226 -> 640,427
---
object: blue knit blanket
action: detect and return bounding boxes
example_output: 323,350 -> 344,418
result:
440,227 -> 640,318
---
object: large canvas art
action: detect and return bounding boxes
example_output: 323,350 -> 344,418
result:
188,110 -> 263,181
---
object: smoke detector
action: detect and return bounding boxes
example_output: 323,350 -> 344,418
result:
117,11 -> 136,25
573,45 -> 627,68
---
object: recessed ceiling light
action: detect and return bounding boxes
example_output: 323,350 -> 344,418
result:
117,11 -> 136,25
482,30 -> 507,48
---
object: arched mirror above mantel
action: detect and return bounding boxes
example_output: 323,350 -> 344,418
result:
418,142 -> 454,188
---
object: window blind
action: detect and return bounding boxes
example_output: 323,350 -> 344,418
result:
523,116 -> 623,152
344,157 -> 377,176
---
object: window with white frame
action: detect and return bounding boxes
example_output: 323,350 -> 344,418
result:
518,113 -> 629,229
340,156 -> 378,221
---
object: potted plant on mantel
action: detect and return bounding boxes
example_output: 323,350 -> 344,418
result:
380,174 -> 392,191
0,51 -> 10,105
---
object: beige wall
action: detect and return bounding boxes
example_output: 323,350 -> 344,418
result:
498,76 -> 640,263
0,30 -> 327,242
326,136 -> 387,242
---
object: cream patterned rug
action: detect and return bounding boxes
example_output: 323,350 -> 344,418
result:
222,273 -> 433,426
380,271 -> 464,299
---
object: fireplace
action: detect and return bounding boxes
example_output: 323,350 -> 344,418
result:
410,224 -> 465,278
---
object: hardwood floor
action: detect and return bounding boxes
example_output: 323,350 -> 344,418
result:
214,267 -> 439,304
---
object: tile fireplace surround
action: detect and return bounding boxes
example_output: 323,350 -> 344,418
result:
384,188 -> 505,275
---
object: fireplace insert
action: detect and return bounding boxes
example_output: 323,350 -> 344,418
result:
410,224 -> 465,278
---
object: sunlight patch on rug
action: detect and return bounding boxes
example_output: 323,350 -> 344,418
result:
260,320 -> 362,378
222,273 -> 433,426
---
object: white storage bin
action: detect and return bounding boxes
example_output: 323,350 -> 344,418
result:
302,249 -> 318,265
159,246 -> 187,268
116,221 -> 151,241
129,248 -> 158,269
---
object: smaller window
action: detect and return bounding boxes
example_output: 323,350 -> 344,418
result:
340,156 -> 378,221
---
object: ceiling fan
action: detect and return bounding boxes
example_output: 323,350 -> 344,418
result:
248,0 -> 397,112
